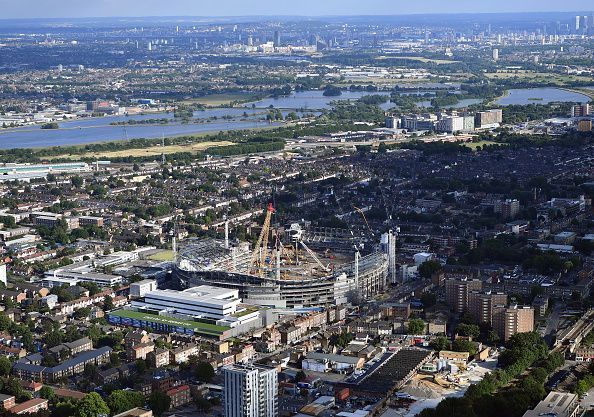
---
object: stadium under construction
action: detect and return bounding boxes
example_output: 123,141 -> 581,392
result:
174,204 -> 397,308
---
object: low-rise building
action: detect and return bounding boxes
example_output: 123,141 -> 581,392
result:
113,408 -> 153,417
522,391 -> 579,417
9,398 -> 48,415
147,348 -> 170,368
127,342 -> 154,362
170,344 -> 198,364
166,385 -> 191,409
302,352 -> 364,373
12,347 -> 112,382
0,394 -> 15,410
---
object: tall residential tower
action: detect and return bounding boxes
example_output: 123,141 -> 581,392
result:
224,364 -> 278,417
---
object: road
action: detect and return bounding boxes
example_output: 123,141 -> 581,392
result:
580,387 -> 594,413
542,303 -> 562,346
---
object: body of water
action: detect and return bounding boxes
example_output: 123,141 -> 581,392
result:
0,88 -> 483,149
495,88 -> 591,105
0,105 -> 313,149
246,90 -> 392,110
0,118 -> 280,149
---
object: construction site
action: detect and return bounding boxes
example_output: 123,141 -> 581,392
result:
174,203 -> 396,308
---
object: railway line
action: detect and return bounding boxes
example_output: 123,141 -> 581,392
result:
553,309 -> 594,355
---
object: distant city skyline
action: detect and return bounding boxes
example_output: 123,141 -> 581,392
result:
0,0 -> 593,19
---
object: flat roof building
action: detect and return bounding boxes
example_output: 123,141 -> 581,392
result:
494,304 -> 534,341
522,391 -> 579,417
224,364 -> 278,417
132,285 -> 241,321
445,277 -> 482,313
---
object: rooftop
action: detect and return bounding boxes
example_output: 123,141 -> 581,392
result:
9,398 -> 48,414
109,309 -> 230,336
144,285 -> 239,308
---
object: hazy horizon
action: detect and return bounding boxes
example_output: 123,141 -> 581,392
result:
0,0 -> 593,19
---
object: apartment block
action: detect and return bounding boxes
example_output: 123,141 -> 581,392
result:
493,305 -> 534,341
445,277 -> 483,313
468,291 -> 508,325
224,364 -> 278,417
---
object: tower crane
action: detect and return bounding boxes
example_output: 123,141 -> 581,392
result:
353,205 -> 373,235
249,203 -> 275,276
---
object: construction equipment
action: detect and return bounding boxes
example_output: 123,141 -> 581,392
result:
353,205 -> 372,234
300,241 -> 331,272
249,203 -> 275,276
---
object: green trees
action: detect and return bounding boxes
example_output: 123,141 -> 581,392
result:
0,356 -> 12,376
456,324 -> 480,339
148,391 -> 172,416
295,370 -> 307,382
43,330 -> 63,348
452,339 -> 478,356
0,216 -> 16,228
358,95 -> 388,105
195,362 -> 215,383
76,393 -> 109,417
103,295 -> 114,311
421,332 -> 555,417
206,140 -> 285,157
407,318 -> 426,335
322,85 -> 342,97
73,307 -> 91,320
106,390 -> 145,415
40,386 -> 56,401
572,362 -> 594,395
420,292 -> 437,308
330,331 -> 354,348
430,336 -> 451,352
135,359 -> 147,374
6,378 -> 29,401
419,260 -> 442,279
71,176 -> 84,188
195,396 -> 212,413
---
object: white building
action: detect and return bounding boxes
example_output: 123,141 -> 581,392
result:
224,364 -> 278,417
414,252 -> 434,265
130,279 -> 157,298
436,116 -> 465,133
131,286 -> 261,330
302,352 -> 363,373
381,231 -> 397,283
134,286 -> 240,320
400,264 -> 419,282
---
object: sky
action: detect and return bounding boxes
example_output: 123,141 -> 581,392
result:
0,0 -> 592,19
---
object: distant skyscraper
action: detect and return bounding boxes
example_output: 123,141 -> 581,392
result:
492,48 -> 499,61
224,364 -> 278,417
575,15 -> 581,32
273,30 -> 281,47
